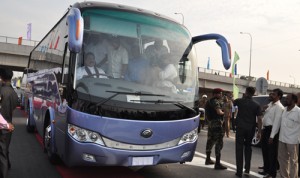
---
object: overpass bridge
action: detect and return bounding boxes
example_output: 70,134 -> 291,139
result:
1,35 -> 299,96
0,36 -> 37,71
198,67 -> 300,97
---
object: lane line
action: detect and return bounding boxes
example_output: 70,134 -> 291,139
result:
193,135 -> 263,178
194,151 -> 263,177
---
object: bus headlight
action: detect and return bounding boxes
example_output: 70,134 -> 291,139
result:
68,124 -> 104,146
178,128 -> 198,145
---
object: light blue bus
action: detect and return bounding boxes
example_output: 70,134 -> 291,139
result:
24,1 -> 231,167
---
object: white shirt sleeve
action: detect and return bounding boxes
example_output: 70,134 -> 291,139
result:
270,105 -> 284,138
121,47 -> 129,65
159,64 -> 177,80
76,67 -> 84,80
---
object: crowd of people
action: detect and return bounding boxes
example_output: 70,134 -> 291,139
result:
202,87 -> 300,178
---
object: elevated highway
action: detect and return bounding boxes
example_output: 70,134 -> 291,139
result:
0,36 -> 37,71
198,67 -> 300,97
1,35 -> 299,96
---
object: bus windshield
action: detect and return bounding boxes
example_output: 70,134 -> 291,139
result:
75,9 -> 198,108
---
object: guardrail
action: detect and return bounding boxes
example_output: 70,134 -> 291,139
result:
0,35 -> 39,47
198,67 -> 299,89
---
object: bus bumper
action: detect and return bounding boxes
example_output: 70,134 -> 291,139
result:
63,135 -> 198,167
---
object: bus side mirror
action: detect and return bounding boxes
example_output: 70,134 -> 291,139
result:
192,33 -> 231,70
67,8 -> 84,53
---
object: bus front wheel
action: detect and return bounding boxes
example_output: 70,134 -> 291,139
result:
26,106 -> 35,133
44,124 -> 60,164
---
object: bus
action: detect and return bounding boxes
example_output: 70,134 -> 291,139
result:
23,1 -> 231,167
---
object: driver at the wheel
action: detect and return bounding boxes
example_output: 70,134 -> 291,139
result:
76,52 -> 107,80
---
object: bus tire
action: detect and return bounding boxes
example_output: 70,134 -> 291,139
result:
44,123 -> 60,164
26,106 -> 35,133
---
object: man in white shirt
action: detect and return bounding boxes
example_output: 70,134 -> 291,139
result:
259,89 -> 284,178
106,37 -> 128,78
76,52 -> 107,80
273,93 -> 300,178
152,54 -> 178,93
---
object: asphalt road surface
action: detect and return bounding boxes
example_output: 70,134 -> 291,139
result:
8,108 -> 273,178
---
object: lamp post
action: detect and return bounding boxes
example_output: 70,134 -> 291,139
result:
174,12 -> 184,25
240,32 -> 252,78
290,75 -> 296,87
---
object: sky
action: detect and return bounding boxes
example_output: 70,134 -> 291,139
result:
1,0 -> 300,84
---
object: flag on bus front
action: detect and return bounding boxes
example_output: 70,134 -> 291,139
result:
27,23 -> 32,40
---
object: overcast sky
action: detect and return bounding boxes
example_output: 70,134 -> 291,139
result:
1,0 -> 300,84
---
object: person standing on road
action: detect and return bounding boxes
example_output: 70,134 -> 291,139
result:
204,88 -> 227,170
259,88 -> 284,178
273,93 -> 300,178
233,87 -> 263,177
231,98 -> 238,133
199,94 -> 208,131
223,93 -> 232,138
0,68 -> 18,178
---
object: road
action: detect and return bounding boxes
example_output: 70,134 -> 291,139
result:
8,108 -> 270,178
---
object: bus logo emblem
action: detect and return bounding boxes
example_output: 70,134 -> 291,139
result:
141,129 -> 153,138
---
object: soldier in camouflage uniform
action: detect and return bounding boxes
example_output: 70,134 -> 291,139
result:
204,88 -> 227,170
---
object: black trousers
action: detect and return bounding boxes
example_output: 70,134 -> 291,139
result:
261,126 -> 279,177
0,132 -> 12,178
235,126 -> 255,175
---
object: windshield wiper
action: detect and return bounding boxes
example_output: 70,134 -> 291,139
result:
131,100 -> 197,114
96,91 -> 165,107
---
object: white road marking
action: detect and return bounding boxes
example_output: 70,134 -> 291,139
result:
194,129 -> 263,177
190,151 -> 263,177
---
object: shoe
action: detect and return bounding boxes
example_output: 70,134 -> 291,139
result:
205,159 -> 215,165
258,171 -> 268,176
244,170 -> 250,176
258,166 -> 264,169
235,173 -> 242,177
8,163 -> 11,170
214,163 -> 227,170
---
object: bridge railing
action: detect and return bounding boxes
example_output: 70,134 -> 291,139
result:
198,67 -> 299,89
0,35 -> 39,47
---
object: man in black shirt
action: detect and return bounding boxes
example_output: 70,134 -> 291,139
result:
0,68 -> 18,178
205,88 -> 227,170
233,87 -> 263,177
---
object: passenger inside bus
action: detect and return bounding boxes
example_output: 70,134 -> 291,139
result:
124,46 -> 150,84
144,39 -> 169,62
106,36 -> 129,79
84,33 -> 108,70
76,52 -> 107,80
151,53 -> 178,93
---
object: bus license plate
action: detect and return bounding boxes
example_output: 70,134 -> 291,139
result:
132,157 -> 154,166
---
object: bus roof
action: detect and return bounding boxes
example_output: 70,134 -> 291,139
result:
73,1 -> 181,26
